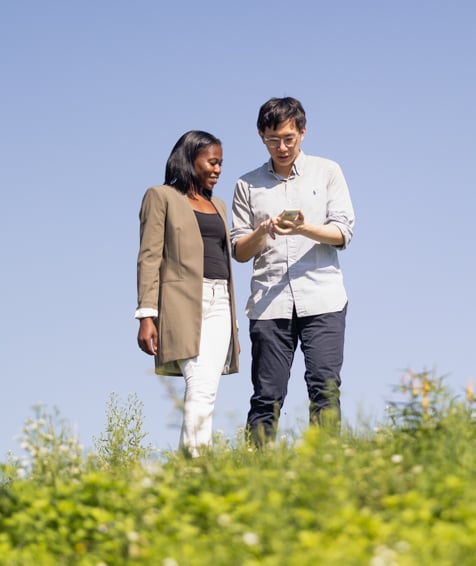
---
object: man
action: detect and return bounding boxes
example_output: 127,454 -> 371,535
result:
231,96 -> 354,443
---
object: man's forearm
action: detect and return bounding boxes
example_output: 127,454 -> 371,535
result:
296,222 -> 344,246
234,222 -> 269,262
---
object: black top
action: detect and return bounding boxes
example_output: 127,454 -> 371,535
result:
194,211 -> 230,280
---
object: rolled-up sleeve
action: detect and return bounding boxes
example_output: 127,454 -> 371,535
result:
230,180 -> 253,258
325,162 -> 355,249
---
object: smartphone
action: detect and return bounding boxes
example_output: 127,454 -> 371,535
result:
280,209 -> 300,221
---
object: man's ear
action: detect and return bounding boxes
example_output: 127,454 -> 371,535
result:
258,130 -> 265,143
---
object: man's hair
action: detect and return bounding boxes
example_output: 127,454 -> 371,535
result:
257,97 -> 306,132
164,130 -> 221,196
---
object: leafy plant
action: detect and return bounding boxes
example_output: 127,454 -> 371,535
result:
14,404 -> 83,485
1,371 -> 476,564
94,392 -> 151,470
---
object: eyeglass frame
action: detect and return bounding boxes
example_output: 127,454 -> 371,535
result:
262,133 -> 302,149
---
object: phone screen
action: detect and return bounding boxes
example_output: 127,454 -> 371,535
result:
281,210 -> 299,220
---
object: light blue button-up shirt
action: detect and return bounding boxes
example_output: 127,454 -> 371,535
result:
231,152 -> 355,320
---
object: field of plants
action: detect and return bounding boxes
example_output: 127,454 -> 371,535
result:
1,371 -> 475,565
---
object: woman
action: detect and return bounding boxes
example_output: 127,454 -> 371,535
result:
136,130 -> 239,457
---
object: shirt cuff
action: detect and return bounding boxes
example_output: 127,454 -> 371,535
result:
135,308 -> 158,319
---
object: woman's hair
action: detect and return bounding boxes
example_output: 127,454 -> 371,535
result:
164,130 -> 222,196
257,97 -> 306,132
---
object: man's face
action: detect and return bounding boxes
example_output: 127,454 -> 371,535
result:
259,119 -> 305,176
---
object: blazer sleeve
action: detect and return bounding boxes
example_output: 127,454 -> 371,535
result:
137,187 -> 166,311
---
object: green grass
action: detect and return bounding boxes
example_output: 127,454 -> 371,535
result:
0,371 -> 475,565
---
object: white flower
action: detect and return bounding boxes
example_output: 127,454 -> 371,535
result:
370,545 -> 398,566
141,477 -> 154,489
395,540 -> 410,553
163,558 -> 179,566
144,462 -> 163,476
217,513 -> 232,527
391,454 -> 403,464
243,532 -> 259,546
97,524 -> 108,534
127,531 -> 140,542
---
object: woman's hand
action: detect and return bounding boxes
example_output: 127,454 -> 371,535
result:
137,317 -> 158,355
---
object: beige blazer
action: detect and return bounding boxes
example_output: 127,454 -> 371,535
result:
137,184 -> 239,376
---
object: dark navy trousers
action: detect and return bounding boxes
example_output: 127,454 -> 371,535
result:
247,304 -> 347,441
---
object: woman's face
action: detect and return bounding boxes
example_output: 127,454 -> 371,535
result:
193,144 -> 223,191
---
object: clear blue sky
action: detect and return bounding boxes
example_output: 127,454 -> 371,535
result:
1,1 -> 475,457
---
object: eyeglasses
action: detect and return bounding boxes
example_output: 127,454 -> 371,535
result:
263,135 -> 300,149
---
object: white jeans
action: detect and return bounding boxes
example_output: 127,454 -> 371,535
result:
178,278 -> 231,457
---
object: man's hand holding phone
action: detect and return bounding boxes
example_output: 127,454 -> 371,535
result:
275,209 -> 304,235
280,209 -> 300,222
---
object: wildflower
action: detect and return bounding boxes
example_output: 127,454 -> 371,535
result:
128,543 -> 142,558
98,524 -> 108,534
74,542 -> 87,553
141,477 -> 154,489
391,454 -> 403,464
217,514 -> 232,527
421,373 -> 431,394
411,465 -> 423,474
395,540 -> 410,553
411,381 -> 419,398
243,532 -> 259,546
370,544 -> 397,566
127,531 -> 140,542
16,468 -> 27,479
467,379 -> 474,404
144,461 -> 163,476
163,558 -> 179,566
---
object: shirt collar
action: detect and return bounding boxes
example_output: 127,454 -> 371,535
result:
267,150 -> 306,178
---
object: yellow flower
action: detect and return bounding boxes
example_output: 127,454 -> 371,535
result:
466,379 -> 474,404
